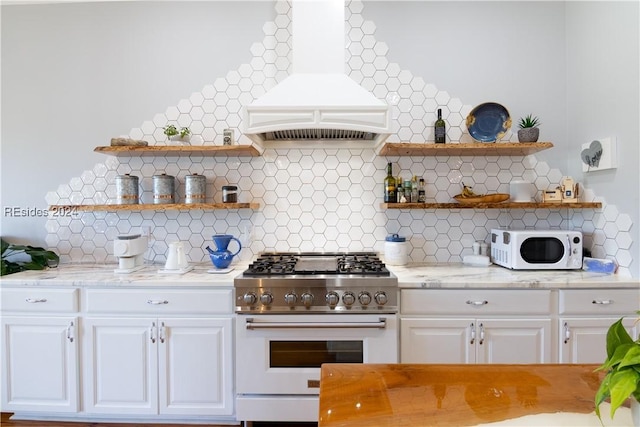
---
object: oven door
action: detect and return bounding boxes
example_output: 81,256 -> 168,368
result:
236,313 -> 398,395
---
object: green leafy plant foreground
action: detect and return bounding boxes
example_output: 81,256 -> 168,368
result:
594,312 -> 640,423
163,124 -> 191,139
1,238 -> 59,276
518,114 -> 541,129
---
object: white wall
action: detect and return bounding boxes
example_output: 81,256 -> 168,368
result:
1,1 -> 638,276
0,1 -> 272,244
565,1 -> 639,276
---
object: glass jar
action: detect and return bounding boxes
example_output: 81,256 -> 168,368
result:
222,185 -> 238,203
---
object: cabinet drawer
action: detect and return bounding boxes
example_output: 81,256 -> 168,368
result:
559,289 -> 639,315
1,288 -> 79,312
401,289 -> 552,315
84,288 -> 233,314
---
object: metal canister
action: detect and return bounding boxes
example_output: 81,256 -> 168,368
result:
153,174 -> 175,204
115,174 -> 139,204
185,174 -> 206,204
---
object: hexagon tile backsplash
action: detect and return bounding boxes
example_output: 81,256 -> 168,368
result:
44,0 -> 633,277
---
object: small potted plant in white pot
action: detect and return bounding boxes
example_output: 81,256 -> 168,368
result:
517,114 -> 540,142
594,312 -> 640,425
163,124 -> 191,145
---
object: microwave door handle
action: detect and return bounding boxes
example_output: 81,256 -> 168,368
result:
565,234 -> 572,267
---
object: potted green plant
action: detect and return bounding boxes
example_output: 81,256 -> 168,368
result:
163,124 -> 191,144
594,312 -> 640,425
517,114 -> 540,142
1,238 -> 59,276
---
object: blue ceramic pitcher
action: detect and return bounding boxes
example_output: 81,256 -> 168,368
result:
206,234 -> 242,269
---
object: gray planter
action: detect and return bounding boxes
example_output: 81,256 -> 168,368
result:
517,127 -> 540,142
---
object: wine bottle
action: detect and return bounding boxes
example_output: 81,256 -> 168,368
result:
435,108 -> 446,143
384,163 -> 396,203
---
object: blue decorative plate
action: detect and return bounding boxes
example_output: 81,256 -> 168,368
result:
466,102 -> 511,142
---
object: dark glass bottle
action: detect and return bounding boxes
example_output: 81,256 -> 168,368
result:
435,108 -> 446,143
383,163 -> 396,203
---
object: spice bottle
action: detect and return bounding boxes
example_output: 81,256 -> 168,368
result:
418,178 -> 426,203
222,185 -> 238,203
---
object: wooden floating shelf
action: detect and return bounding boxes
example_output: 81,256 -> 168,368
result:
381,201 -> 602,209
49,203 -> 260,212
94,145 -> 261,157
379,142 -> 554,157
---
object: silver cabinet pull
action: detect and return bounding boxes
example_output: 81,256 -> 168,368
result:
470,323 -> 475,344
67,321 -> 75,343
466,300 -> 488,306
147,299 -> 169,305
479,323 -> 485,345
564,322 -> 571,344
25,298 -> 47,303
150,322 -> 157,343
592,299 -> 614,305
159,322 -> 166,343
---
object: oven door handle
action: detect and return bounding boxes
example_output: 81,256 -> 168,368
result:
245,318 -> 387,329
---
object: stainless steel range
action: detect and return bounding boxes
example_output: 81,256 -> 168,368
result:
234,252 -> 399,423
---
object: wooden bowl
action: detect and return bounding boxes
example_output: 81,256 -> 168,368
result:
453,193 -> 510,204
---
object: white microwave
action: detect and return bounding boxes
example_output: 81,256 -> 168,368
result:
490,229 -> 583,270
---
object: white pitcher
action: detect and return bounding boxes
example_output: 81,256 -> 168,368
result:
165,242 -> 188,270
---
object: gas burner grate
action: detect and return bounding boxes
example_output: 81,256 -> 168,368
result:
243,252 -> 390,276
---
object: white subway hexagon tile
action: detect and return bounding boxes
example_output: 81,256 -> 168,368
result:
616,249 -> 632,268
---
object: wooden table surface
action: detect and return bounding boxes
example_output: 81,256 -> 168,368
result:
318,364 -> 607,426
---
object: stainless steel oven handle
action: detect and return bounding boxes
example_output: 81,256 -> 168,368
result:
245,318 -> 387,329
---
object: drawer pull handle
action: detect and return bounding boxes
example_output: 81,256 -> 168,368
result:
592,299 -> 614,305
147,299 -> 169,305
466,300 -> 488,306
25,298 -> 47,303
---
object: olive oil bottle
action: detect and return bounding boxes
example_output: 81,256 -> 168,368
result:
384,162 -> 396,203
435,108 -> 446,143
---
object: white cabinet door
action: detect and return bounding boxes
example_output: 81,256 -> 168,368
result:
83,317 -> 158,414
1,316 -> 78,412
400,318 -> 474,363
158,318 -> 233,416
401,318 -> 551,364
476,319 -> 551,364
559,317 -> 640,364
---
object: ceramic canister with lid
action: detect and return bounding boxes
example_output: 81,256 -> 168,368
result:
384,233 -> 407,266
115,174 -> 139,204
185,174 -> 206,204
153,173 -> 175,204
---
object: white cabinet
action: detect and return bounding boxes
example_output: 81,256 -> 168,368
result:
400,289 -> 553,364
1,288 -> 79,413
82,288 -> 234,417
559,289 -> 639,363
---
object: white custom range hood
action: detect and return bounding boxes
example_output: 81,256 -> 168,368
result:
243,0 -> 390,147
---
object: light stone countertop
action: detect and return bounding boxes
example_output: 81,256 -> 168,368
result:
0,262 -> 246,288
386,263 -> 640,289
0,262 -> 638,290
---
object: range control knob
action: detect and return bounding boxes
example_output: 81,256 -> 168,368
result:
342,291 -> 356,306
260,292 -> 273,306
326,291 -> 340,307
375,291 -> 388,306
358,291 -> 372,306
243,292 -> 257,306
301,292 -> 314,307
284,292 -> 298,306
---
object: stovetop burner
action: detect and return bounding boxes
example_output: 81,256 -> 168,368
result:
243,252 -> 390,276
